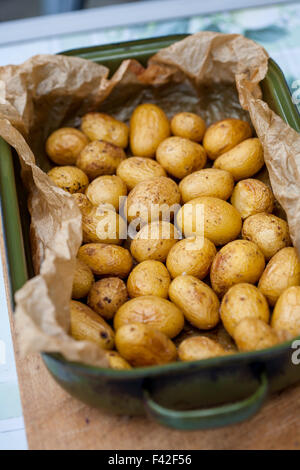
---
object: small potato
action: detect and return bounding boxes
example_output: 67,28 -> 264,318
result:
70,300 -> 114,350
213,138 -> 264,181
179,168 -> 234,203
178,336 -> 228,362
72,193 -> 93,214
48,166 -> 89,194
46,127 -> 89,165
220,283 -> 270,337
78,243 -> 133,278
233,318 -> 279,352
72,258 -> 94,299
82,206 -> 127,244
156,136 -> 207,179
272,286 -> 300,337
203,118 -> 252,160
171,112 -> 206,142
130,221 -> 180,263
231,179 -> 274,219
114,295 -> 184,339
85,175 -> 127,211
166,237 -> 216,279
169,275 -> 220,330
117,157 -> 166,190
88,277 -> 128,320
242,213 -> 291,260
258,248 -> 300,306
115,323 -> 177,367
105,351 -> 132,370
81,112 -> 129,148
130,104 -> 170,158
76,140 -> 126,180
211,240 -> 265,297
176,196 -> 242,246
127,260 -> 171,298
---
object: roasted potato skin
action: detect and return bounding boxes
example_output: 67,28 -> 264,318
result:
81,206 -> 127,245
78,243 -> 133,278
130,104 -> 170,158
178,336 -> 228,361
220,283 -> 270,337
114,295 -> 184,339
72,258 -> 94,299
203,118 -> 252,160
46,127 -> 89,165
76,140 -> 126,180
127,260 -> 171,298
48,166 -> 89,194
169,275 -> 220,330
116,157 -> 166,191
233,318 -> 278,352
272,286 -> 300,337
105,351 -> 132,370
211,240 -> 265,297
171,112 -> 206,142
88,277 -> 128,320
81,112 -> 129,148
179,168 -> 234,203
231,179 -> 274,219
85,175 -> 127,211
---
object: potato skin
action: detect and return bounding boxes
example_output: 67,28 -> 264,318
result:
72,258 -> 94,299
233,318 -> 278,352
114,295 -> 184,339
78,243 -> 133,278
76,140 -> 126,180
116,157 -> 166,190
169,275 -> 220,330
179,168 -> 234,203
70,300 -> 114,349
130,104 -> 170,158
272,286 -> 300,337
213,138 -> 264,181
231,179 -> 274,219
171,112 -> 206,142
178,336 -> 228,362
203,118 -> 252,160
81,206 -> 127,245
88,277 -> 128,320
115,323 -> 177,367
210,240 -> 265,297
85,175 -> 127,211
81,112 -> 129,148
46,127 -> 89,165
48,166 -> 89,194
258,248 -> 300,306
166,237 -> 216,279
105,351 -> 132,370
156,136 -> 207,179
176,196 -> 242,246
220,283 -> 270,337
242,213 -> 291,260
127,260 -> 171,298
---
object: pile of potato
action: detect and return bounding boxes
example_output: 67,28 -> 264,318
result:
46,104 -> 300,370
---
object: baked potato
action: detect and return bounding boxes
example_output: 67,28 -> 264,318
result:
179,168 -> 234,203
272,286 -> 300,337
85,175 -> 127,211
76,140 -> 126,180
105,351 -> 132,370
78,243 -> 133,278
127,260 -> 171,298
116,157 -> 166,190
46,127 -> 89,165
231,179 -> 274,219
170,112 -> 206,142
72,258 -> 94,299
178,336 -> 228,362
82,206 -> 127,244
81,112 -> 129,148
88,277 -> 128,320
233,318 -> 279,352
48,166 -> 89,194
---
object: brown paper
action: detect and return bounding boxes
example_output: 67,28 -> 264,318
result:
0,32 -> 299,367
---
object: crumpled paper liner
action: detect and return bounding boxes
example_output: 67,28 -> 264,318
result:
0,32 -> 299,367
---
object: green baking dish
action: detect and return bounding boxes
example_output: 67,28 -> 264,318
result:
1,35 -> 300,431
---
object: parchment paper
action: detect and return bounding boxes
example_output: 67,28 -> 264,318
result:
0,32 -> 299,366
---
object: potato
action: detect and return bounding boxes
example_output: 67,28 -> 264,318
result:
130,221 -> 179,263
88,277 -> 128,320
211,240 -> 265,297
178,336 -> 228,362
46,127 -> 89,165
233,318 -> 278,352
82,206 -> 127,245
78,243 -> 133,278
114,295 -> 184,338
72,258 -> 94,299
169,275 -> 220,330
242,213 -> 291,260
126,176 -> 180,225
258,248 -> 300,306
171,112 -> 206,142
48,166 -> 89,194
81,112 -> 129,148
156,136 -> 207,179
127,260 -> 171,298
176,196 -> 242,246
272,286 -> 300,337
220,283 -> 270,337
213,138 -> 264,181
116,157 -> 166,190
85,175 -> 127,211
70,300 -> 114,349
72,193 -> 93,214
166,237 -> 216,279
231,179 -> 274,219
76,140 -> 126,180
179,168 -> 234,203
130,104 -> 170,158
105,351 -> 132,370
115,323 -> 177,367
203,118 -> 252,160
